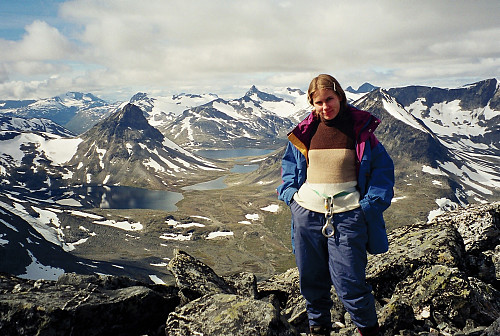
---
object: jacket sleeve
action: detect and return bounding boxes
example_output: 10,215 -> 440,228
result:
359,141 -> 395,219
277,142 -> 301,206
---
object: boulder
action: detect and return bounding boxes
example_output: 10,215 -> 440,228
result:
0,273 -> 179,336
165,293 -> 289,336
367,222 -> 465,300
429,202 -> 500,253
167,249 -> 235,304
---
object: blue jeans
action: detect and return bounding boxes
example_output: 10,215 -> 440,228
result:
290,201 -> 377,329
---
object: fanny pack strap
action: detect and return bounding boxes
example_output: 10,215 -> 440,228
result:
308,187 -> 354,238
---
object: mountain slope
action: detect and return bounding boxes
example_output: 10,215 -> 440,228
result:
66,103 -> 223,190
0,199 -> 96,279
157,87 -> 298,149
350,79 -> 500,224
0,92 -> 115,135
0,115 -> 75,137
377,79 -> 499,201
0,129 -> 77,191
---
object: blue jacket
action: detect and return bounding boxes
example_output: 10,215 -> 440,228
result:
277,106 -> 395,254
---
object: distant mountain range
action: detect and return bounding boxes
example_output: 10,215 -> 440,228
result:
1,78 -> 499,281
2,79 -> 497,196
0,92 -> 121,134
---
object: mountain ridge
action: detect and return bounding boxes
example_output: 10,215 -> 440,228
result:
65,103 -> 223,190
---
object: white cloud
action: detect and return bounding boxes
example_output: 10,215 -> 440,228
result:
0,0 -> 499,100
1,20 -> 76,61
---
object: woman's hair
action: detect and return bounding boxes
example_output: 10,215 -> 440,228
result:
307,74 -> 348,112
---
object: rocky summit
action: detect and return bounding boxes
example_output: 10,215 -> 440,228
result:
1,202 -> 499,336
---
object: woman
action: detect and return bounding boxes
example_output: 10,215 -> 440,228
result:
277,74 -> 394,336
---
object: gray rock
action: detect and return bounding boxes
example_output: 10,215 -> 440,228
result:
223,271 -> 258,299
391,265 -> 500,330
0,273 -> 179,336
429,202 -> 500,253
167,248 -> 235,304
258,268 -> 308,333
378,301 -> 415,336
165,293 -> 290,336
481,316 -> 500,335
367,221 -> 465,300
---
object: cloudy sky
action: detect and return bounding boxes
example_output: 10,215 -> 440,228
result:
1,0 -> 499,101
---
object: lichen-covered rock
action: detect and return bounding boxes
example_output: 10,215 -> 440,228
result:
223,271 -> 258,298
492,245 -> 500,281
378,301 -> 415,336
257,268 -> 307,332
164,293 -> 290,336
390,265 -> 500,332
429,202 -> 500,253
167,249 -> 235,303
367,222 -> 465,299
257,266 -> 346,334
0,273 -> 179,336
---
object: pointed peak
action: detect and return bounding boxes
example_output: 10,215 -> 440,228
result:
111,103 -> 147,124
244,85 -> 282,102
244,85 -> 260,96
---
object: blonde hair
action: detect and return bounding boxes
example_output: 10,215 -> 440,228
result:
307,74 -> 347,110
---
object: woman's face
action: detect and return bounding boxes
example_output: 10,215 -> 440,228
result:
312,88 -> 341,121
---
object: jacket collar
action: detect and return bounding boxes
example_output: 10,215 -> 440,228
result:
288,105 -> 380,146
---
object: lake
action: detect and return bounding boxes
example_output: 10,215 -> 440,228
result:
181,176 -> 227,191
58,148 -> 275,210
56,186 -> 183,211
195,148 -> 274,159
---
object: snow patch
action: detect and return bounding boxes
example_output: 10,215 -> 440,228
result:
206,231 -> 234,240
260,204 -> 279,212
93,219 -> 143,231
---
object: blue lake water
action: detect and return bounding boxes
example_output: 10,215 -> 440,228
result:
181,176 -> 227,191
231,164 -> 259,173
61,148 -> 274,210
60,186 -> 183,211
195,148 -> 274,159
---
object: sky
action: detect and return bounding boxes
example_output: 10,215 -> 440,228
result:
0,0 -> 499,102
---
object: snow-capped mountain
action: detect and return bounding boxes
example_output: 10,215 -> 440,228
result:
142,86 -> 305,148
0,92 -> 117,135
129,92 -> 220,129
0,129 -> 75,191
65,103 -> 222,190
131,84 -> 375,149
354,78 -> 500,207
1,79 -> 498,204
0,103 -> 222,194
0,116 -> 75,137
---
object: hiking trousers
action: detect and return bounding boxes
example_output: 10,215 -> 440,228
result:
290,201 -> 377,329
